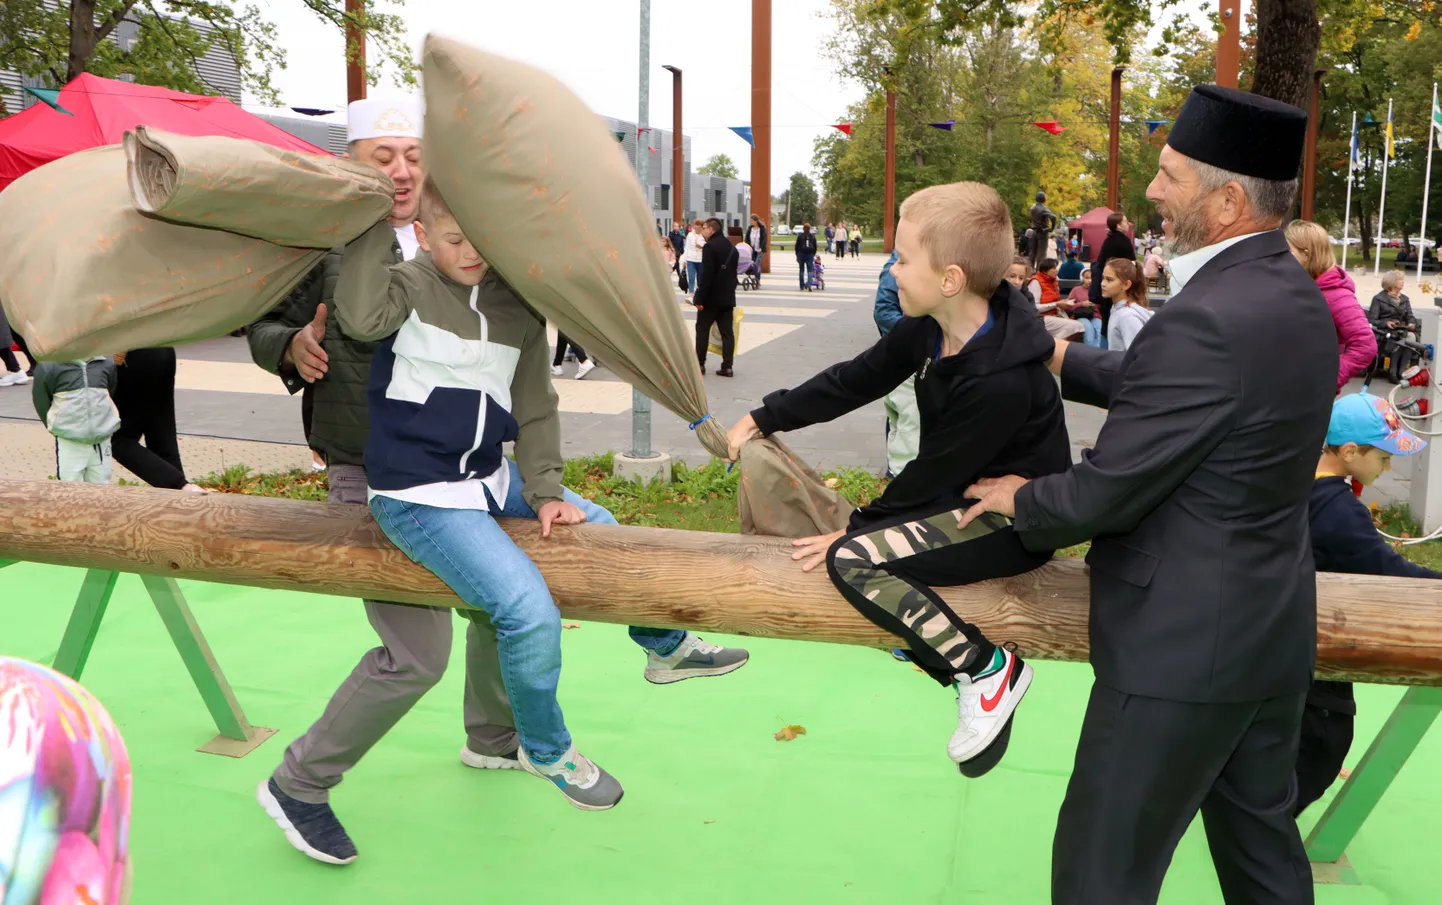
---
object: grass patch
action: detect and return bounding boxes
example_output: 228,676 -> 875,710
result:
1372,503 -> 1442,572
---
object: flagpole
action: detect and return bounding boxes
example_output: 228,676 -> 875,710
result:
1420,83 -> 1438,282
1375,97 -> 1393,276
1343,111 -> 1356,271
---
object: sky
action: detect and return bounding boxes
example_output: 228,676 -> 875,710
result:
250,0 -> 867,184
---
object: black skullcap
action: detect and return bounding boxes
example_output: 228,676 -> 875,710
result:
1166,85 -> 1307,181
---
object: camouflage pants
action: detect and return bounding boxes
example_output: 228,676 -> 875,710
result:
826,505 -> 1050,687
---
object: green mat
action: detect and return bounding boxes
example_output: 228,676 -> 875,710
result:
2,561 -> 1437,904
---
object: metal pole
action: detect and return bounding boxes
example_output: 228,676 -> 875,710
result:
1342,111 -> 1356,271
1107,67 -> 1123,211
1216,0 -> 1240,89
345,0 -> 366,103
752,0 -> 772,273
1375,97 -> 1393,276
1419,82 -> 1437,282
630,0 -> 655,460
883,75 -> 897,254
663,65 -> 684,227
1301,69 -> 1326,220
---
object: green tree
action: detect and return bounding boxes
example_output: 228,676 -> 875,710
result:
0,0 -> 416,115
697,153 -> 740,178
786,171 -> 819,224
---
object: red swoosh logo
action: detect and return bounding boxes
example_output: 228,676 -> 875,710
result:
980,656 -> 1015,713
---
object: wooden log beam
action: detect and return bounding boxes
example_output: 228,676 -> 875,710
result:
2,480 -> 1441,685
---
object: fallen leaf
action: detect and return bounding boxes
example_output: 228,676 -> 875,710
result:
911,663 -> 925,673
1339,767 -> 1353,780
824,477 -> 840,489
775,724 -> 807,742
562,622 -> 581,629
703,819 -> 716,825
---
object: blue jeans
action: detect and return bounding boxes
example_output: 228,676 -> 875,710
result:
1080,316 -> 1104,348
798,256 -> 813,289
370,460 -> 685,762
686,260 -> 700,294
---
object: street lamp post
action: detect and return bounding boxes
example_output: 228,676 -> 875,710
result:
662,65 -> 683,227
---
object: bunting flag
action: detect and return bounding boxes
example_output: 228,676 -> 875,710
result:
290,107 -> 335,116
1032,120 -> 1065,136
1385,108 -> 1395,159
928,120 -> 955,131
1145,120 -> 1169,135
1350,117 -> 1361,172
24,87 -> 72,116
729,126 -> 755,147
832,123 -> 854,136
613,131 -> 626,142
1434,94 -> 1442,150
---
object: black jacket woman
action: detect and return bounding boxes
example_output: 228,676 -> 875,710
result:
794,223 -> 818,291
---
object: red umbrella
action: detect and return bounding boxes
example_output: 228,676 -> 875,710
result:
0,73 -> 324,191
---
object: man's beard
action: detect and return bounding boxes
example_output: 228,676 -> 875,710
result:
1157,196 -> 1214,256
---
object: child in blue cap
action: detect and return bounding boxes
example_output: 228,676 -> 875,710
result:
1297,392 -> 1440,815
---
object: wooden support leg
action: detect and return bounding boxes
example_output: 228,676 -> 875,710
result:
140,575 -> 275,757
1306,685 -> 1442,882
52,569 -> 120,680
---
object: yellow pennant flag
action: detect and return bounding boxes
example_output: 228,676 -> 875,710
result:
1386,116 -> 1395,158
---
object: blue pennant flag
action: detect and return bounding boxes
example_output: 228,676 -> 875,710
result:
928,120 -> 955,131
729,126 -> 755,147
25,87 -> 72,116
1350,119 -> 1361,172
1145,120 -> 1169,135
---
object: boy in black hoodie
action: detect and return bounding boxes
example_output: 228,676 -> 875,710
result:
727,182 -> 1071,776
1297,392 -> 1440,814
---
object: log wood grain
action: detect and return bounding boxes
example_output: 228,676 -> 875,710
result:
2,479 -> 1440,685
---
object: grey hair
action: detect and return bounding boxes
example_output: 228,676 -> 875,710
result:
1382,270 -> 1406,291
1187,157 -> 1298,224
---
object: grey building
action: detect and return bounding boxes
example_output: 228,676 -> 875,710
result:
603,116 -> 750,233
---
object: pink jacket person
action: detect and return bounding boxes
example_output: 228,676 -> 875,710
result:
1316,266 -> 1377,392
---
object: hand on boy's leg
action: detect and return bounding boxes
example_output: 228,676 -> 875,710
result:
791,530 -> 846,572
957,475 -> 1029,528
537,501 -> 586,538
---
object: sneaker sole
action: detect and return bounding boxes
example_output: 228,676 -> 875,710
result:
643,656 -> 749,685
458,746 -> 524,771
255,781 -> 356,866
949,661 -> 1034,764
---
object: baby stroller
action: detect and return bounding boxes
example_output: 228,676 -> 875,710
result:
737,243 -> 760,291
809,256 -> 826,291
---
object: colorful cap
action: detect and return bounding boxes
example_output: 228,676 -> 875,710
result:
1326,392 -> 1426,456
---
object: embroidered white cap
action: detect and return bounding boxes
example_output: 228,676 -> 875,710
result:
346,96 -> 422,142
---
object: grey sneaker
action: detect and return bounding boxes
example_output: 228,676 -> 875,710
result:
518,743 -> 624,810
459,745 -> 522,771
644,633 -> 750,685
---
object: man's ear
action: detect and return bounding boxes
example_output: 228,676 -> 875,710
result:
414,219 -> 431,253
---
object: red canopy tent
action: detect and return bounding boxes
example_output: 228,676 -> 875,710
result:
0,73 -> 325,191
1067,206 -> 1134,263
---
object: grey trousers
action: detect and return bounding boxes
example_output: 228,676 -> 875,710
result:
272,464 -> 518,804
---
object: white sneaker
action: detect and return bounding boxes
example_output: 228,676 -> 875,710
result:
518,743 -> 624,810
551,365 -> 564,377
948,648 -> 1032,767
0,371 -> 26,386
643,633 -> 750,685
574,360 -> 596,380
459,745 -> 523,771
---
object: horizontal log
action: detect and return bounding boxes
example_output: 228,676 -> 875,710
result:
1,479 -> 1440,686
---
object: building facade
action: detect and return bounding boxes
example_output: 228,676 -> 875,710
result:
601,117 -> 750,233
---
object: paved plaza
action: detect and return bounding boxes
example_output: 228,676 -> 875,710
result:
0,252 -> 1417,507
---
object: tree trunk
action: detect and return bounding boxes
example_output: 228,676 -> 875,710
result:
67,0 -> 99,82
1250,0 -> 1321,110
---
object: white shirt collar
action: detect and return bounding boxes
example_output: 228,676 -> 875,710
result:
393,222 -> 420,262
1166,231 -> 1267,293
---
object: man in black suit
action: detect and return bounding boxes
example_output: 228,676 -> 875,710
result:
961,86 -> 1337,904
694,216 -> 738,377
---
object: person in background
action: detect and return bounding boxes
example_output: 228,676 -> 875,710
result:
1285,220 -> 1376,393
1015,257 -> 1084,343
551,333 -> 596,380
110,348 -> 205,491
1065,267 -> 1103,348
834,222 -> 849,259
1369,270 -> 1420,382
1101,258 -> 1152,354
1142,243 -> 1167,281
1057,251 -> 1084,281
873,250 -> 919,477
825,222 -> 835,249
795,222 -> 818,291
746,214 -> 769,286
32,355 -> 120,483
1089,211 -> 1136,338
1298,393 -> 1441,815
684,218 -> 706,300
694,217 -> 738,377
850,223 -> 863,257
669,220 -> 686,264
0,304 -> 32,386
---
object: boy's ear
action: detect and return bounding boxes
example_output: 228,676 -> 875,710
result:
941,263 -> 967,298
1339,441 -> 1361,461
414,219 -> 432,253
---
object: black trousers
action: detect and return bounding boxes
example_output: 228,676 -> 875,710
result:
1293,682 -> 1355,816
111,347 -> 188,489
552,332 -> 587,366
695,306 -> 734,369
8,330 -> 34,374
0,347 -> 18,373
1053,684 -> 1313,905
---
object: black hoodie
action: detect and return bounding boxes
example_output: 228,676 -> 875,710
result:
751,282 -> 1071,531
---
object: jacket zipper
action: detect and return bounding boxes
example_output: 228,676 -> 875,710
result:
459,285 -> 487,476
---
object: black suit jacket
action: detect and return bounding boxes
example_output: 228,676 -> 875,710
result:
694,233 -> 738,310
1014,230 -> 1338,703
1089,229 -> 1136,302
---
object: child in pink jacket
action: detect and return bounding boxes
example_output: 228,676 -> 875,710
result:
1287,221 -> 1376,392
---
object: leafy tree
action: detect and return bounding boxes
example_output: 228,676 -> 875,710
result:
787,171 -> 820,224
0,0 -> 416,115
697,153 -> 740,179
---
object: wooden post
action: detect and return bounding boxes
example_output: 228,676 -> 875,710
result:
663,65 -> 684,226
1108,67 -> 1123,211
345,0 -> 366,103
1301,68 -> 1327,220
1217,0 -> 1241,89
884,77 -> 897,254
2,480 -> 1442,685
751,0 -> 772,273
